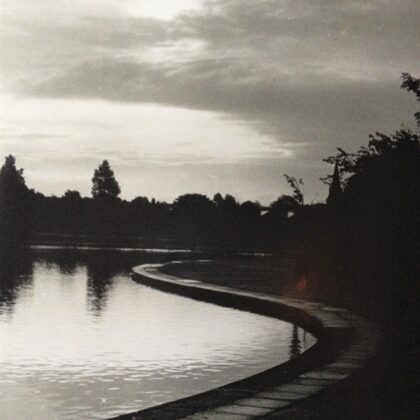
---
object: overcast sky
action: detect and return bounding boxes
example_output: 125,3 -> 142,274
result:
1,0 -> 419,203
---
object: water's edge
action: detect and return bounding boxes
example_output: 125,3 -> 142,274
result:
110,262 -> 381,420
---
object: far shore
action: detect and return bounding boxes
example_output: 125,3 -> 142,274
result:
23,232 -> 276,255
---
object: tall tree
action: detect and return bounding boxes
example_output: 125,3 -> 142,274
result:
0,155 -> 30,240
91,160 -> 121,200
326,160 -> 342,206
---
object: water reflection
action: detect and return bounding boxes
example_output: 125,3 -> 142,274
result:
289,325 -> 300,359
86,256 -> 116,314
0,248 -> 316,420
0,250 -> 33,317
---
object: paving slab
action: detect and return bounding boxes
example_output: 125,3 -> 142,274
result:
235,397 -> 291,409
256,391 -> 304,401
182,412 -> 250,420
326,361 -> 364,369
292,377 -> 335,387
214,404 -> 273,416
299,370 -> 350,381
273,383 -> 325,394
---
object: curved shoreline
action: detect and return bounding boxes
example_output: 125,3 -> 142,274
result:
111,261 -> 381,420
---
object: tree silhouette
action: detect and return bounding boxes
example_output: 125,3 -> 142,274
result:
0,155 -> 27,195
213,193 -> 238,213
63,190 -> 82,201
284,174 -> 304,205
0,155 -> 30,241
326,160 -> 342,206
91,160 -> 121,200
269,195 -> 299,218
298,73 -> 420,324
322,73 -> 420,186
401,72 -> 420,128
240,201 -> 260,219
172,194 -> 214,217
131,196 -> 150,209
289,325 -> 302,359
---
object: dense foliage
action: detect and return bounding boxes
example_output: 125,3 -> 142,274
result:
292,73 -> 419,324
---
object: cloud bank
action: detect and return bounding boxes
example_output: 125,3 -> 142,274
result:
1,0 -> 419,201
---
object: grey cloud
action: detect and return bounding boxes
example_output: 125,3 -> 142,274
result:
59,16 -> 171,50
26,56 -> 417,155
173,0 -> 420,66
5,0 -> 420,163
4,0 -> 418,78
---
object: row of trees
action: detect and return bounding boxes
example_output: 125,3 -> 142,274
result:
1,155 -> 305,248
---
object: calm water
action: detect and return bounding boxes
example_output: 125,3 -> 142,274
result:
0,248 -> 315,420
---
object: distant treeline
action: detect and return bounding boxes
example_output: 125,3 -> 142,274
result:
26,190 -> 311,249
0,157 -> 306,249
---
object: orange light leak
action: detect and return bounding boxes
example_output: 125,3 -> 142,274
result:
296,277 -> 309,294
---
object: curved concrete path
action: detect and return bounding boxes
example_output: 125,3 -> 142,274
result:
112,261 -> 381,420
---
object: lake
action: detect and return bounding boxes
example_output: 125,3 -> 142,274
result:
0,247 -> 315,420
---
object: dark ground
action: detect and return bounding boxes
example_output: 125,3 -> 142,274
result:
162,257 -> 419,420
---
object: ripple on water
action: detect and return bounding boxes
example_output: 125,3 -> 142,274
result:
0,251 -> 316,420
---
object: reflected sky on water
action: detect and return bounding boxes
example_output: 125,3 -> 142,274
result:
0,248 -> 315,420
